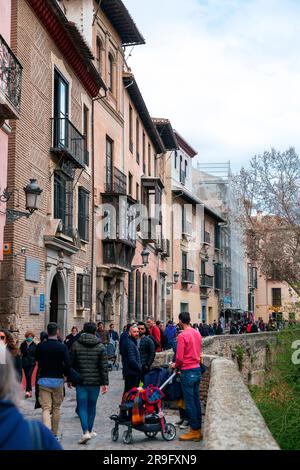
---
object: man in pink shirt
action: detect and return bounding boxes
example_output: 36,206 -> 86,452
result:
172,311 -> 202,442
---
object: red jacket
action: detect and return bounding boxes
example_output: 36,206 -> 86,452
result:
150,325 -> 161,352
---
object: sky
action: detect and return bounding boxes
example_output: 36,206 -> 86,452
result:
124,0 -> 300,172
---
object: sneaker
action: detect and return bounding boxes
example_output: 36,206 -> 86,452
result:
78,432 -> 91,444
179,420 -> 189,429
89,431 -> 97,438
174,419 -> 184,427
25,392 -> 31,399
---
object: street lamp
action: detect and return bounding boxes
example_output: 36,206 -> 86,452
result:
167,271 -> 180,286
1,179 -> 43,222
131,248 -> 150,270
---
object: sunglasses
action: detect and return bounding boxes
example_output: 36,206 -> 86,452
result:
0,335 -> 5,340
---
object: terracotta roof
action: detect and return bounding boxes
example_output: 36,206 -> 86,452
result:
101,0 -> 145,46
174,130 -> 198,158
27,0 -> 107,97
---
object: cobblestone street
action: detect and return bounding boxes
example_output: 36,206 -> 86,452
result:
20,370 -> 204,451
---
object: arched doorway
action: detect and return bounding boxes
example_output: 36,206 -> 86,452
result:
49,273 -> 67,337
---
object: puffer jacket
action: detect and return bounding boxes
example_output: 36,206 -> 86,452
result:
70,333 -> 109,386
138,335 -> 155,368
121,335 -> 141,377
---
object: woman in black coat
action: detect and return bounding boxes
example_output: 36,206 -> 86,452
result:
20,331 -> 37,398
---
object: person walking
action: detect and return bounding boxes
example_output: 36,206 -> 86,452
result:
64,326 -> 80,350
108,323 -> 119,342
171,311 -> 202,442
70,322 -> 109,444
0,329 -> 22,382
146,317 -> 161,352
137,322 -> 155,382
0,343 -> 62,450
35,322 -> 70,440
20,331 -> 37,398
96,322 -> 109,345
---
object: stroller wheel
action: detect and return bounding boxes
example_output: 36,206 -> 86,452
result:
122,430 -> 133,445
145,431 -> 158,439
162,423 -> 176,441
111,427 -> 119,442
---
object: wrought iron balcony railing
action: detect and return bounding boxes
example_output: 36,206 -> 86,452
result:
51,117 -> 86,169
105,167 -> 127,194
182,269 -> 195,284
200,274 -> 214,288
0,34 -> 23,120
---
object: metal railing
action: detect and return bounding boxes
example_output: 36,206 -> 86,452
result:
0,34 -> 22,114
182,269 -> 195,283
51,117 -> 86,168
200,274 -> 214,288
105,166 -> 127,194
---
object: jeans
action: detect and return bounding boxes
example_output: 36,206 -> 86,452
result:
76,385 -> 100,434
23,365 -> 35,392
39,386 -> 64,436
180,368 -> 201,430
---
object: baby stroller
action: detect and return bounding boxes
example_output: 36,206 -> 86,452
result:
110,369 -> 177,445
105,340 -> 119,371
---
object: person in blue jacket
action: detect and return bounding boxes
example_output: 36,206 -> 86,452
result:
0,343 -> 62,451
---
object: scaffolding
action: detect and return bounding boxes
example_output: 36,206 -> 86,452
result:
193,161 -> 248,313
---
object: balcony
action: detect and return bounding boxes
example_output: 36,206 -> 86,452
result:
0,35 -> 22,121
182,269 -> 195,284
162,239 -> 170,258
182,221 -> 193,238
51,117 -> 86,169
200,274 -> 214,288
102,239 -> 136,272
141,218 -> 157,244
105,167 -> 127,195
204,231 -> 210,244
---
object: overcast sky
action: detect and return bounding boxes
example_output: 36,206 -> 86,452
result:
124,0 -> 300,172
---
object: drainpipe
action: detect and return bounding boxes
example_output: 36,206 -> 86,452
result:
90,98 -> 96,322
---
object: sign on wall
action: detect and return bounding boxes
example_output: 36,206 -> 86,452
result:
40,293 -> 45,313
25,258 -> 40,283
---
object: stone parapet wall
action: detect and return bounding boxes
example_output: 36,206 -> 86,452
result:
203,357 -> 279,450
202,332 -> 279,385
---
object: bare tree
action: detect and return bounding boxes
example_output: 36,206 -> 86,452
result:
234,147 -> 300,295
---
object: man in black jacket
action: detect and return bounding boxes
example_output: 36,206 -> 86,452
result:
137,322 -> 155,381
70,322 -> 109,444
121,325 -> 141,394
35,323 -> 70,440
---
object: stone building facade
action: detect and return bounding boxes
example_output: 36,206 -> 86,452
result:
0,0 -> 105,337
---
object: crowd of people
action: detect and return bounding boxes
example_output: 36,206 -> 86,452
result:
1,312 -> 283,450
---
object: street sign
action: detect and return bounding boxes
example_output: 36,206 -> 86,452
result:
40,293 -> 45,313
3,243 -> 12,255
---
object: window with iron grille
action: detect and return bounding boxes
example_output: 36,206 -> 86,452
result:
78,187 -> 89,241
54,171 -> 73,237
76,274 -> 91,309
83,105 -> 89,166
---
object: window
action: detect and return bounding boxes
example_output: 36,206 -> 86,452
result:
128,172 -> 133,196
54,172 -> 73,237
215,224 -> 221,250
136,182 -> 140,201
272,288 -> 282,307
174,150 -> 177,169
143,131 -> 146,173
148,276 -> 153,317
76,274 -> 91,309
142,273 -> 148,320
182,251 -> 187,271
129,105 -> 133,152
54,69 -> 69,147
185,160 -> 187,177
108,53 -> 113,92
201,260 -> 206,276
136,118 -> 140,163
83,105 -> 89,166
78,187 -> 89,241
135,271 -> 141,320
148,143 -> 151,176
180,302 -> 189,313
96,37 -> 102,74
106,137 -> 113,191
